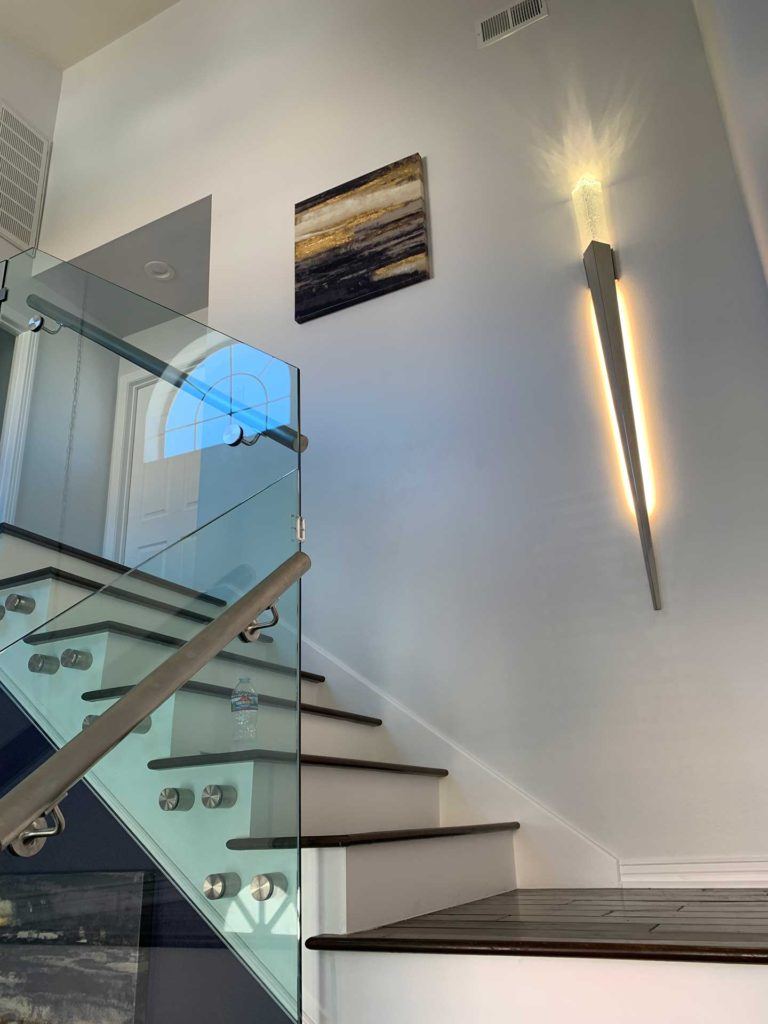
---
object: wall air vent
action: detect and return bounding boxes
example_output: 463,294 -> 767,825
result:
0,103 -> 51,250
477,0 -> 548,47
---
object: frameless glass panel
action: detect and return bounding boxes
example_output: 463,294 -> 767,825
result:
0,249 -> 301,571
0,247 -> 304,1021
0,473 -> 302,1019
0,682 -> 296,1024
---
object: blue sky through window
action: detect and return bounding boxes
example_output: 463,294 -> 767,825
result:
163,343 -> 292,457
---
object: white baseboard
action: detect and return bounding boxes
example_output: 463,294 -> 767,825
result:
621,856 -> 768,887
301,635 -> 620,888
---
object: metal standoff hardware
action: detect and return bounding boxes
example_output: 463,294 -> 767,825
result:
28,654 -> 60,675
239,604 -> 279,644
203,873 -> 241,900
201,785 -> 238,809
6,594 -> 35,614
9,804 -> 66,858
250,874 -> 276,902
159,787 -> 195,812
61,648 -> 93,670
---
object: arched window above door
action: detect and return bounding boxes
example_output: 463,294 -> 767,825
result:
163,343 -> 293,458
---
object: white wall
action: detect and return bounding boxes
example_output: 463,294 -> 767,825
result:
0,36 -> 61,260
310,952 -> 768,1024
40,0 -> 768,867
694,0 -> 768,286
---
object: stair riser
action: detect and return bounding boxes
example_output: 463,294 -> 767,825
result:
16,630 -> 301,702
302,766 -> 440,834
85,689 -> 381,760
0,534 -> 220,617
302,713 -> 393,760
303,830 -> 517,935
0,574 -> 288,666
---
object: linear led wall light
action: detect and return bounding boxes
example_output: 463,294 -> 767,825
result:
572,176 -> 661,610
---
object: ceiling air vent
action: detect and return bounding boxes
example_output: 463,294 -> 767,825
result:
0,103 -> 51,250
477,0 -> 548,47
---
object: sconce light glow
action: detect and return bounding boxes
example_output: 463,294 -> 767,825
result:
589,290 -> 656,517
617,285 -> 656,516
575,176 -> 661,609
571,175 -> 609,253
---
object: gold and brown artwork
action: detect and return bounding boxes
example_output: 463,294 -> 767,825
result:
295,153 -> 431,323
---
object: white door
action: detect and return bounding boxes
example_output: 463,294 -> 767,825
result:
121,376 -> 201,584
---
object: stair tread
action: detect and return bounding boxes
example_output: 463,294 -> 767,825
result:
0,523 -> 225,606
305,887 -> 768,963
81,681 -> 381,726
23,619 -> 324,682
228,822 -> 520,850
147,750 -> 448,777
0,565 -> 270,640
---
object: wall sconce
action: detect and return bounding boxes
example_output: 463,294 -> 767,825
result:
572,176 -> 661,610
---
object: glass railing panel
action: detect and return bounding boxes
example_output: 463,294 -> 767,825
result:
0,466 -> 303,1018
0,684 -> 297,1024
0,248 -> 301,569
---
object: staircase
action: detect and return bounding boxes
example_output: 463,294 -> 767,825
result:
0,521 -> 521,1021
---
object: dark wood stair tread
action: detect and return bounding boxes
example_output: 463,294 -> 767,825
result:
23,620 -> 323,682
228,822 -> 520,850
0,523 -> 225,606
0,566 -> 269,640
82,681 -> 381,726
148,750 -> 448,777
306,887 -> 768,964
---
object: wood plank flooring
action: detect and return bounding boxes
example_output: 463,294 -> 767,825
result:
306,888 -> 768,963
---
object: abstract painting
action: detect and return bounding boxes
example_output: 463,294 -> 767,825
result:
0,872 -> 149,1024
295,153 -> 430,323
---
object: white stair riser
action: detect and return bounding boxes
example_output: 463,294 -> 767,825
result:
141,761 -> 440,844
303,830 -> 517,935
0,534 -> 220,617
0,575 -> 281,661
302,765 -> 440,834
90,690 -> 383,761
302,713 -> 392,760
13,629 -> 300,702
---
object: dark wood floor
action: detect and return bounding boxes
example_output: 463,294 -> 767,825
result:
306,888 -> 768,963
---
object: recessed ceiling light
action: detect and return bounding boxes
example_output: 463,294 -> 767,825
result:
144,259 -> 176,282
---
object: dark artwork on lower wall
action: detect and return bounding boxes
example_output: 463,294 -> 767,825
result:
0,871 -> 149,1024
295,153 -> 431,323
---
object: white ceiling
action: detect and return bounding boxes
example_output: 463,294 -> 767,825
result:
0,0 -> 181,69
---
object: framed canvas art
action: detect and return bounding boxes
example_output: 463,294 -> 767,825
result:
295,153 -> 431,322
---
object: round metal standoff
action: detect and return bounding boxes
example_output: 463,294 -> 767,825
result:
223,423 -> 260,448
5,593 -> 36,614
158,787 -> 195,812
201,785 -> 238,810
250,874 -> 275,902
0,605 -> 5,621
60,648 -> 93,670
203,873 -> 241,901
27,315 -> 45,333
28,653 -> 60,675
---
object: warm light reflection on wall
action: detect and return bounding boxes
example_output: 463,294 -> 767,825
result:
589,287 -> 656,517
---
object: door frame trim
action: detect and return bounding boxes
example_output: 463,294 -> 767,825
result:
103,367 -> 158,561
0,331 -> 39,523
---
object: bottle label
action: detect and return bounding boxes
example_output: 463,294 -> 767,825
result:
231,692 -> 259,713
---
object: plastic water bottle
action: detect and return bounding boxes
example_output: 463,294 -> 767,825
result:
231,677 -> 259,749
